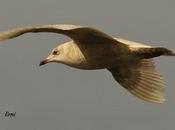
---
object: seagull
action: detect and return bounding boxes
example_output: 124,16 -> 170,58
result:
0,24 -> 174,103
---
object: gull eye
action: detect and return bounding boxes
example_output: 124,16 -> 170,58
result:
53,50 -> 59,55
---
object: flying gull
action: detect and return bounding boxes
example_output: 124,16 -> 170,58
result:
0,24 -> 174,104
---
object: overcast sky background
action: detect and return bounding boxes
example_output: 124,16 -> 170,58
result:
0,0 -> 175,130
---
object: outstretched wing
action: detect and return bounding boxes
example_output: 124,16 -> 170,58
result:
114,37 -> 152,48
108,59 -> 165,104
0,24 -> 120,45
0,24 -> 82,41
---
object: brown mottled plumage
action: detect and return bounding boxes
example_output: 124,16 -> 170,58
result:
0,24 -> 174,103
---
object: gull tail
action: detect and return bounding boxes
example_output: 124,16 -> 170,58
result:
135,47 -> 175,58
162,48 -> 175,56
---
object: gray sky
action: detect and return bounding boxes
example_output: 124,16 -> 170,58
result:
0,0 -> 175,130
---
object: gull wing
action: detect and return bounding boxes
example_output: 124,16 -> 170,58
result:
0,24 -> 82,41
108,59 -> 165,104
0,24 -> 122,46
114,37 -> 152,48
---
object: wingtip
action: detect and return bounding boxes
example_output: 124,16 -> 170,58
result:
145,96 -> 166,104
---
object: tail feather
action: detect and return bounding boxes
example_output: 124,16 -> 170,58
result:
162,48 -> 175,56
135,47 -> 175,58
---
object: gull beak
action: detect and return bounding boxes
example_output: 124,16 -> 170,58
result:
39,54 -> 55,66
39,59 -> 49,66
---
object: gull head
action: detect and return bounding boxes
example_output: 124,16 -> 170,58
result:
39,45 -> 64,66
39,41 -> 87,69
